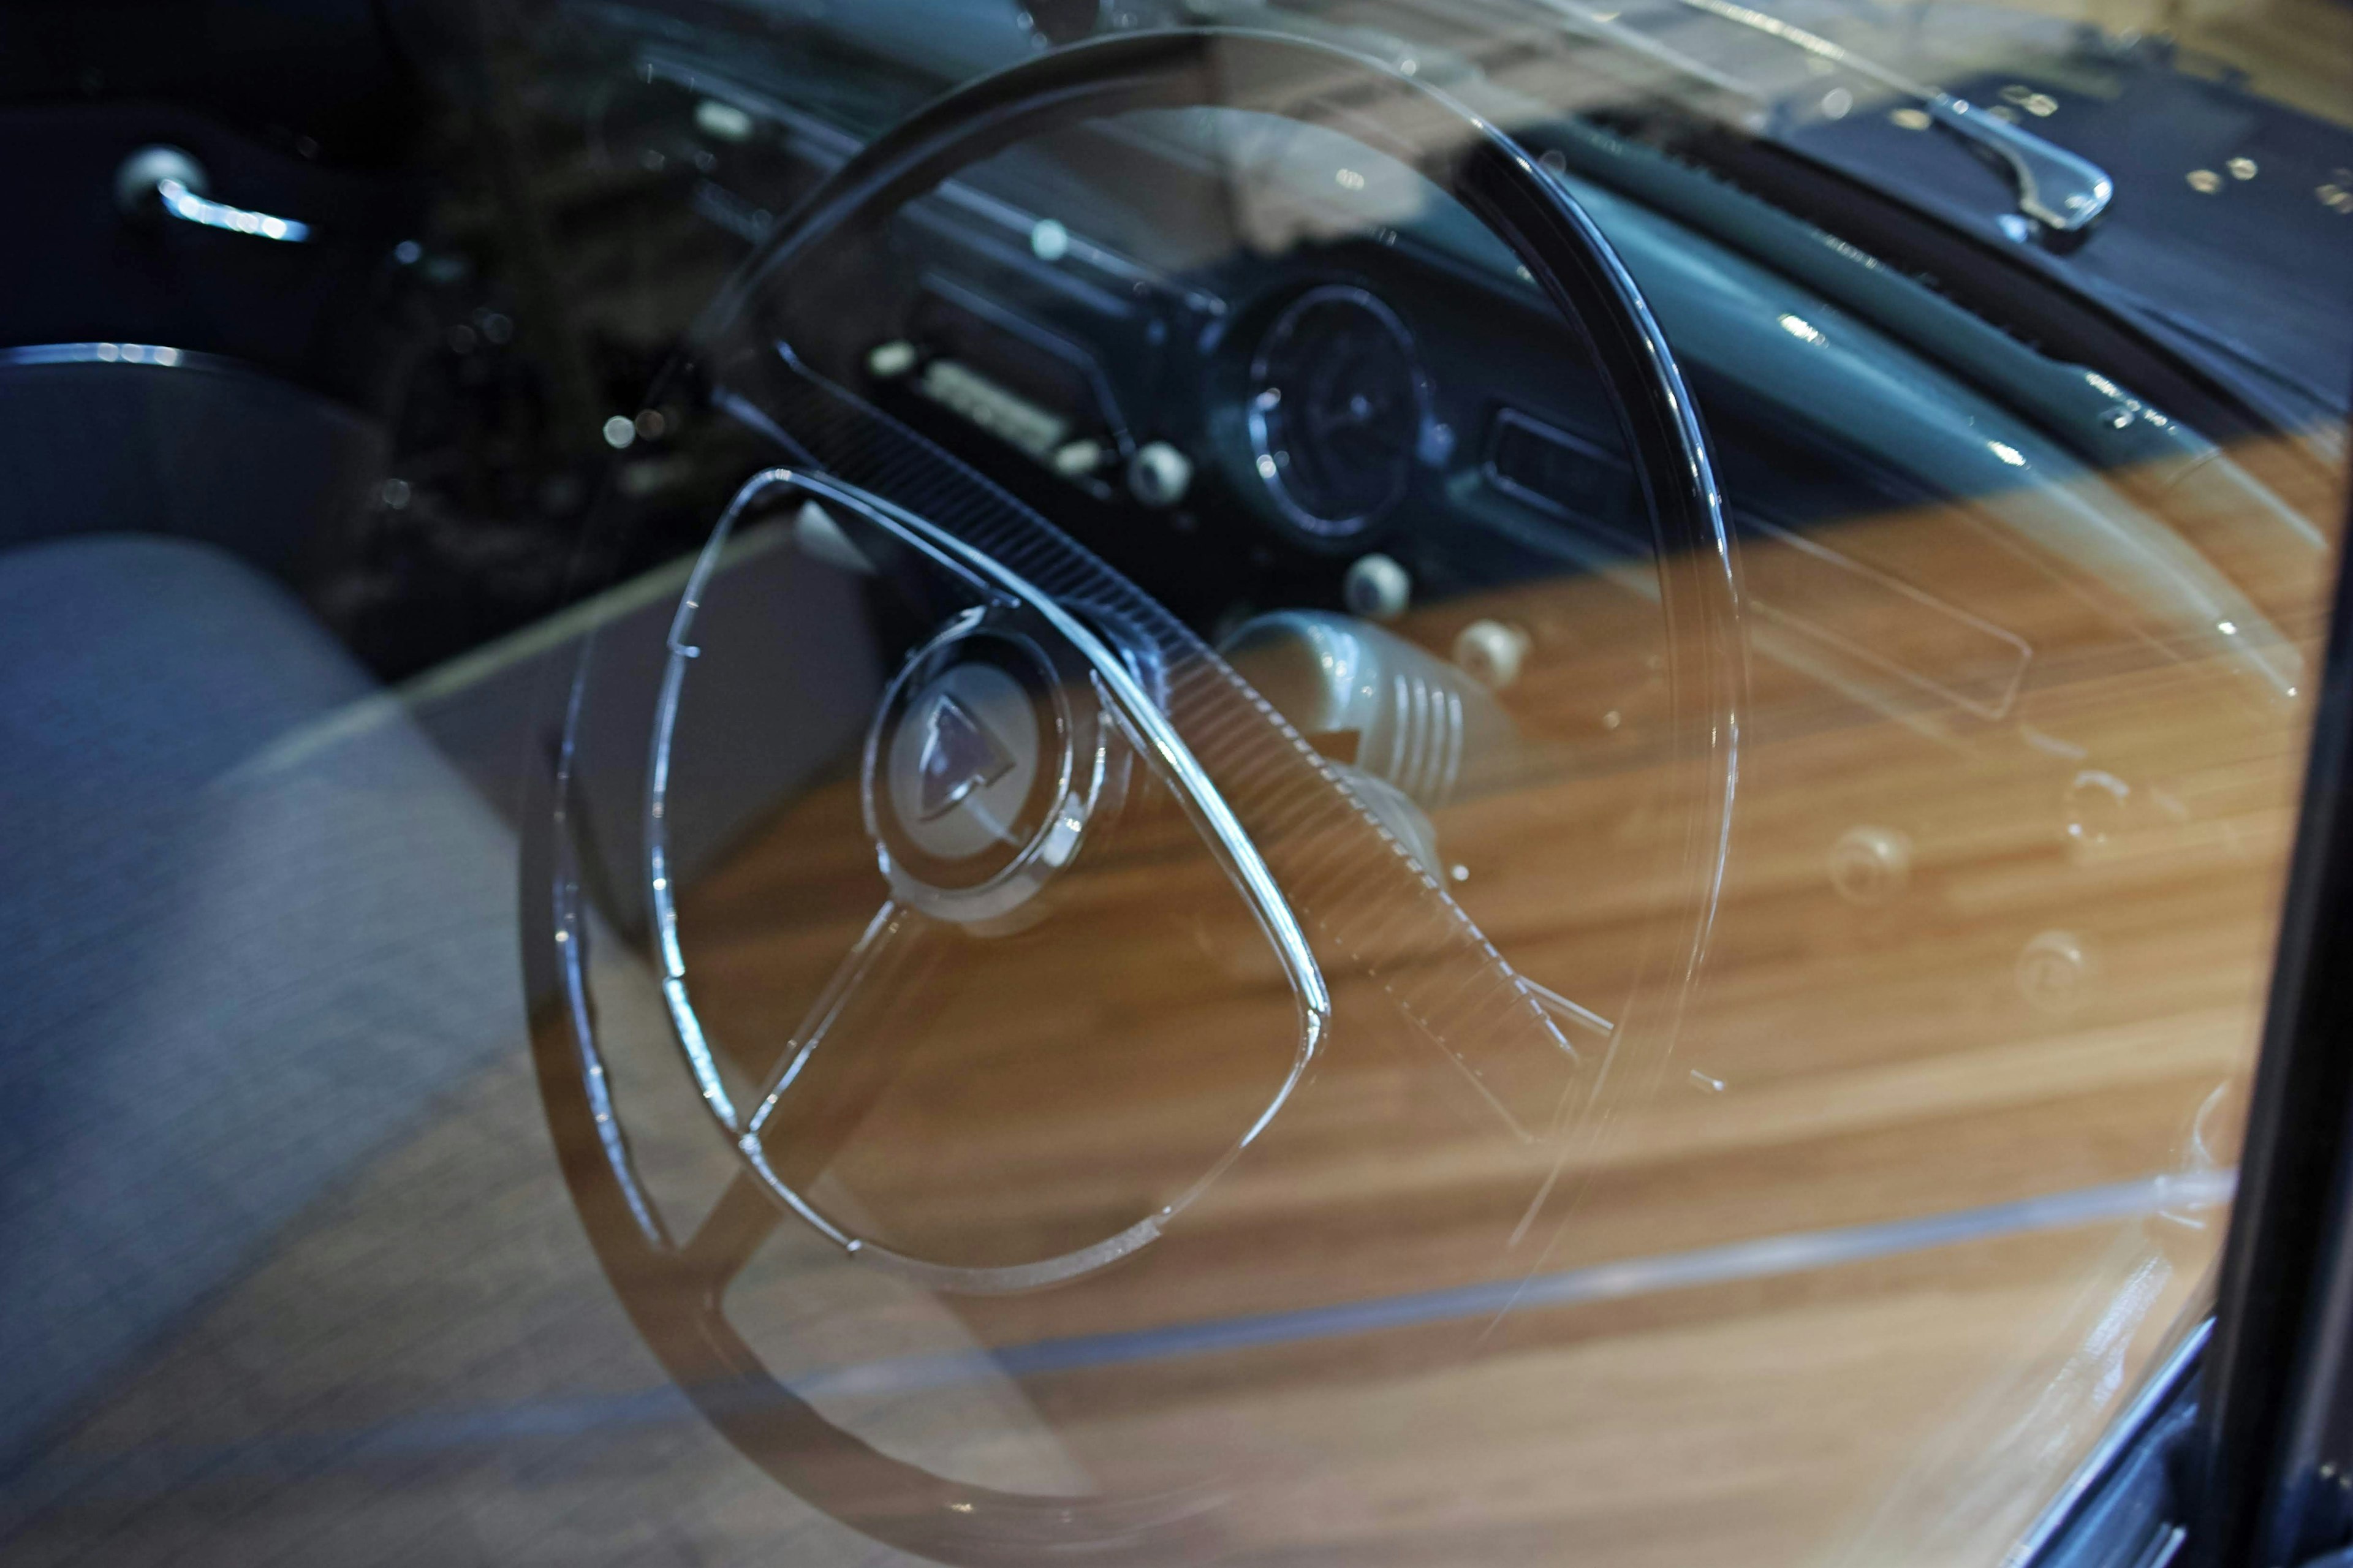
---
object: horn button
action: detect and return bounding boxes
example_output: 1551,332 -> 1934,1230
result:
863,605 -> 1122,927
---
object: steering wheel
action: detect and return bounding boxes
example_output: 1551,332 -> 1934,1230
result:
523,26 -> 1741,1563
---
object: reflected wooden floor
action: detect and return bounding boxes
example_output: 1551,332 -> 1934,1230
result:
598,473 -> 2313,1564
6,443 -> 2339,1568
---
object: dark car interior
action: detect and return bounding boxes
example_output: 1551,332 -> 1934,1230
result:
4,0 -> 2350,1563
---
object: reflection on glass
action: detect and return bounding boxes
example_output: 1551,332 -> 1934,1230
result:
536,69 -> 2340,1567
4,10 -> 2346,1568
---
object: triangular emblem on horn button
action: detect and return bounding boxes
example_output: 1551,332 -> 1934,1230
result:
914,691 -> 1013,822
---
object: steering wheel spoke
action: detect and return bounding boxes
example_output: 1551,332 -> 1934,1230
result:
741,899 -> 925,1143
677,1168 -> 789,1297
650,465 -> 1335,1293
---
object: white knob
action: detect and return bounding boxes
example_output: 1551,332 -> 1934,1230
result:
1127,441 -> 1193,507
1452,619 -> 1530,689
866,339 -> 918,379
1827,825 -> 1911,905
1343,553 -> 1411,621
1029,218 -> 1070,262
2017,929 -> 2093,1015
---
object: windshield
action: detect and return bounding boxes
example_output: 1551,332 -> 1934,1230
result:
662,0 -> 2353,430
2,3 -> 2347,1567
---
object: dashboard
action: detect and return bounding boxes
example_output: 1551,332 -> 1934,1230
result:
583,43 -> 2310,740
646,68 -> 1822,635
519,36 -> 2335,1548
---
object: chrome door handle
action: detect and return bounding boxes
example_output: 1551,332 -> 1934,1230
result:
115,145 -> 312,243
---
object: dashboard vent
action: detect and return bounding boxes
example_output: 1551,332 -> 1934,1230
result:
1483,408 -> 1639,551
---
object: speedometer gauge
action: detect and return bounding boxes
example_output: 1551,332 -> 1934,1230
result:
1247,286 -> 1426,540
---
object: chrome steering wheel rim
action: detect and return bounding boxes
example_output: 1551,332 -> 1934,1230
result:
525,25 -> 1743,1564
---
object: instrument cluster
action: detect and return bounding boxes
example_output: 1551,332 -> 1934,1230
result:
1245,284 -> 1432,544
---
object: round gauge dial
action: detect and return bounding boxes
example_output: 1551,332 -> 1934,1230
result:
1247,286 -> 1425,540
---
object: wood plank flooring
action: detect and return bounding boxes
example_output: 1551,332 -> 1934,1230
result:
3,439 -> 2338,1567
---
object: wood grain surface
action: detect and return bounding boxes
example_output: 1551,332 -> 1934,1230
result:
6,437 -> 2338,1568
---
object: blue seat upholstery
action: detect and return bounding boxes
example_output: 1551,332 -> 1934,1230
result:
0,534 -> 520,1470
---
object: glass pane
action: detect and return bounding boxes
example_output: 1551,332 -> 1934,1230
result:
2,4 -> 2346,1567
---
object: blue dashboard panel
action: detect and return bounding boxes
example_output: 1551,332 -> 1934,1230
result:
614,32 -> 2318,716
849,98 -> 2309,702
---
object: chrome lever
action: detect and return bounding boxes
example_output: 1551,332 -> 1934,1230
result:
1665,0 -> 2116,238
1925,93 -> 2113,234
115,145 -> 313,244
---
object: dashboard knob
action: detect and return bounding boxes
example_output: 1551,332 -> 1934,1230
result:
1127,441 -> 1193,507
1452,619 -> 1530,689
1828,825 -> 1911,905
2017,929 -> 2094,1015
866,339 -> 919,379
1342,553 -> 1411,621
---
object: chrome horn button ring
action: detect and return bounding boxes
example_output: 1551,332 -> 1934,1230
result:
863,604 -> 1120,927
